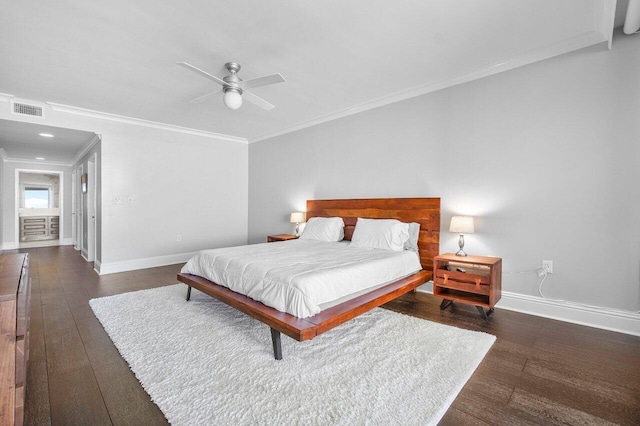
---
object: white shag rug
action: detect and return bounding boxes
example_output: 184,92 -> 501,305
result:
90,284 -> 495,426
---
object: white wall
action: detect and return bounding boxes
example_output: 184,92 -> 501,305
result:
99,125 -> 248,271
0,106 -> 248,272
249,32 -> 640,313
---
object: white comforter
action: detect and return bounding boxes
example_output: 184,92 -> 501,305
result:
181,239 -> 422,318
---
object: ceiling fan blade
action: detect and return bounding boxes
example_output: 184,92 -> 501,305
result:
243,90 -> 275,110
188,88 -> 222,103
240,73 -> 285,90
177,62 -> 226,86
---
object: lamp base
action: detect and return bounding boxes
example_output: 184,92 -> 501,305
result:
456,234 -> 467,256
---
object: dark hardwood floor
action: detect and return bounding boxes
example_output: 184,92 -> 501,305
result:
10,246 -> 640,425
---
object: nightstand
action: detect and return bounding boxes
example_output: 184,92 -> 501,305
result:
267,234 -> 299,243
433,253 -> 502,319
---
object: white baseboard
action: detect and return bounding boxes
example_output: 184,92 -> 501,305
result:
94,259 -> 102,275
1,242 -> 18,250
496,291 -> 640,337
2,239 -> 73,250
416,283 -> 640,337
97,251 -> 196,275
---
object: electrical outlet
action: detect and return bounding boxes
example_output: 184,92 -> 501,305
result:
542,260 -> 553,274
176,234 -> 182,242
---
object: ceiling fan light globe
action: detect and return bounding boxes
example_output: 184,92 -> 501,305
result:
223,90 -> 242,110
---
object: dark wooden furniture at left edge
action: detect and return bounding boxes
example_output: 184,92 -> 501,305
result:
0,253 -> 31,426
178,197 -> 440,360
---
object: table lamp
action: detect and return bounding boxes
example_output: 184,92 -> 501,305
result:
290,212 -> 305,237
449,216 -> 474,256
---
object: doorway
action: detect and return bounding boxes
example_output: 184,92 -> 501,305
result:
0,119 -> 100,260
15,170 -> 63,248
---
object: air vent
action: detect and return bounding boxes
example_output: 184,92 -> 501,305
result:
11,100 -> 44,118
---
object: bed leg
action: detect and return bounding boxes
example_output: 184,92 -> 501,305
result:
270,328 -> 283,360
186,286 -> 192,301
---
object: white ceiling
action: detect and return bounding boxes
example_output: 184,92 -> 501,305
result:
0,0 -> 630,160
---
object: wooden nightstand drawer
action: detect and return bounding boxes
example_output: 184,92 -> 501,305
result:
435,273 -> 490,295
434,269 -> 490,285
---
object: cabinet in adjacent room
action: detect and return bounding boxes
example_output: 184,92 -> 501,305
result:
19,216 -> 59,241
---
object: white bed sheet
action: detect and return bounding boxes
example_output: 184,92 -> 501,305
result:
180,239 -> 422,318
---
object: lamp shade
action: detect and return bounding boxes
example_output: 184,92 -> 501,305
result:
449,216 -> 474,234
290,212 -> 305,223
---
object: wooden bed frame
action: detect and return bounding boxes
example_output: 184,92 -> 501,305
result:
178,197 -> 440,359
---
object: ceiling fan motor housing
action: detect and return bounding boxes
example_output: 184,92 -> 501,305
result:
225,62 -> 241,74
223,63 -> 243,95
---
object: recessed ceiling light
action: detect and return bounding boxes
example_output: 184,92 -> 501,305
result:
35,157 -> 45,160
38,133 -> 54,138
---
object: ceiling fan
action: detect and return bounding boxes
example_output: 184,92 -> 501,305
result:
178,61 -> 285,111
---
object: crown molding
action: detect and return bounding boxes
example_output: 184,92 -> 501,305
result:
248,30 -> 608,143
46,102 -> 248,144
71,133 -> 101,165
0,93 -> 14,103
3,157 -> 72,167
0,150 -> 62,167
2,146 -> 72,166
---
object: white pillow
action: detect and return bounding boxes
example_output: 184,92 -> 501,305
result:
404,222 -> 421,252
350,218 -> 410,251
299,217 -> 345,242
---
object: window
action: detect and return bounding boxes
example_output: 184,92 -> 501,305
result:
24,187 -> 51,208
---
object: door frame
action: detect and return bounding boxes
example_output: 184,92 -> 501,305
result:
72,169 -> 77,249
77,163 -> 84,256
87,154 -> 96,261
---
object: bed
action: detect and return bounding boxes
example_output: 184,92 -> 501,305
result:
178,197 -> 440,359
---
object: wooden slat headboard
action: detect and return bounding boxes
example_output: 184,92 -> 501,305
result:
306,198 -> 441,277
